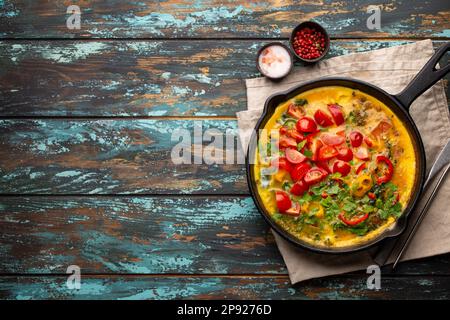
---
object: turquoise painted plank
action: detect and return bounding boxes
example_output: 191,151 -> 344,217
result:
0,119 -> 247,194
1,275 -> 449,300
0,40 -> 448,117
0,0 -> 449,38
0,196 -> 450,275
0,196 -> 285,274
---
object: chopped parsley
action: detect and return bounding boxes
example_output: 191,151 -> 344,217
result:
303,149 -> 313,158
297,140 -> 307,151
294,98 -> 308,106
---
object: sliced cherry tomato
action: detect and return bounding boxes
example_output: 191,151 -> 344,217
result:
286,129 -> 305,142
332,160 -> 351,177
349,131 -> 363,147
376,155 -> 394,185
304,167 -> 328,185
336,147 -> 353,162
321,133 -> 345,146
316,160 -> 331,173
290,180 -> 309,196
284,203 -> 301,216
279,135 -> 297,149
354,147 -> 370,160
309,138 -> 323,161
371,119 -> 392,137
336,129 -> 346,137
338,212 -> 369,226
285,148 -> 306,164
271,157 -> 292,172
296,116 -> 317,133
314,109 -> 334,127
327,104 -> 345,125
279,127 -> 288,135
275,191 -> 292,213
290,162 -> 311,182
368,192 -> 376,200
364,136 -> 374,147
287,103 -> 304,119
318,145 -> 338,161
356,162 -> 367,174
321,192 -> 328,199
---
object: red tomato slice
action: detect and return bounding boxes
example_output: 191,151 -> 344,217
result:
349,131 -> 363,147
354,147 -> 370,160
305,131 -> 319,143
356,162 -> 367,174
285,148 -> 306,164
290,163 -> 311,182
316,160 -> 331,173
284,203 -> 301,216
287,103 -> 304,119
327,104 -> 345,125
336,147 -> 353,162
271,157 -> 292,172
321,133 -> 345,146
290,180 -> 309,196
364,136 -> 374,147
304,167 -> 328,185
308,139 -> 323,161
318,145 -> 338,161
286,129 -> 305,142
275,191 -> 292,213
296,117 -> 317,133
371,120 -> 392,137
314,109 -> 334,127
279,135 -> 297,149
332,160 -> 351,177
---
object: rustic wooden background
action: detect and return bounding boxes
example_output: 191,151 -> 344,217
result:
0,0 -> 449,299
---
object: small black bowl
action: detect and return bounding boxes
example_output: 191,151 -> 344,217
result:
256,42 -> 294,81
289,21 -> 330,63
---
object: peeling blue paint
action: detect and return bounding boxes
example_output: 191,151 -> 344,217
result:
190,6 -> 249,23
115,6 -> 249,36
117,290 -> 153,300
171,86 -> 191,96
417,279 -> 433,286
161,72 -> 171,80
55,170 -> 82,178
0,0 -> 20,18
433,29 -> 450,37
0,9 -> 19,18
181,74 -> 213,84
29,172 -> 44,179
4,43 -> 108,64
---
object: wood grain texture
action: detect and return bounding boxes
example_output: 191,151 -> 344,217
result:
1,40 -> 448,117
1,275 -> 449,300
1,196 -> 450,275
0,119 -> 247,194
1,0 -> 450,300
0,0 -> 449,39
0,196 -> 284,274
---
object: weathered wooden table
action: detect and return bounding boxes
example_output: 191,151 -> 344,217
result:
0,1 -> 449,300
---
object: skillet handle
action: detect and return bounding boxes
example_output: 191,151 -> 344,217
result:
394,42 -> 450,110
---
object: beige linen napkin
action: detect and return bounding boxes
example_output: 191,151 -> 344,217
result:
237,40 -> 450,284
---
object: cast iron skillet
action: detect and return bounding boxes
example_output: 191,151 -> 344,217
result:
246,42 -> 450,253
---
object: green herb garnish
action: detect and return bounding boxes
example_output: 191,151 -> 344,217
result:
294,98 -> 308,106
